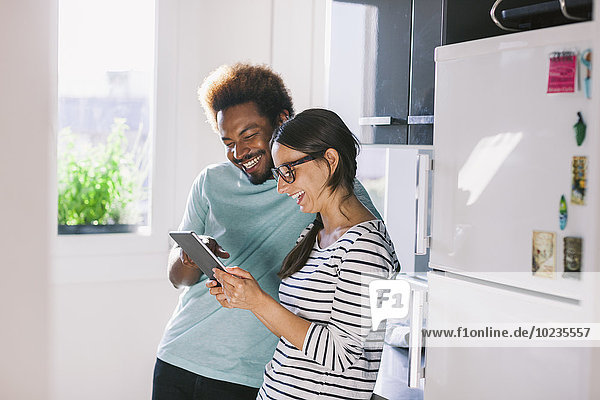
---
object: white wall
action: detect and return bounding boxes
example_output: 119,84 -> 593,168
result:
0,0 -> 54,398
51,1 -> 327,399
172,0 -> 328,215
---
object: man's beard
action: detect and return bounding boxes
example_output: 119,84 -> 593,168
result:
235,150 -> 274,185
244,168 -> 272,185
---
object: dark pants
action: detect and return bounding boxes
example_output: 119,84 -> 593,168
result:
152,358 -> 260,400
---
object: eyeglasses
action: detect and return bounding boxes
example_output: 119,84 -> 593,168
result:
271,155 -> 316,184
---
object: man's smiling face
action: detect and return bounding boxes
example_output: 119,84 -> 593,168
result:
217,102 -> 277,185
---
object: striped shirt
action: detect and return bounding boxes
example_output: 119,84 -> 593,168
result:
258,220 -> 399,400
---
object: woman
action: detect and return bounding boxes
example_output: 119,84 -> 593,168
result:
208,108 -> 400,399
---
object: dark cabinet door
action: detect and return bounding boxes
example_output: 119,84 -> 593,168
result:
409,0 -> 441,145
328,0 -> 440,145
328,0 -> 412,144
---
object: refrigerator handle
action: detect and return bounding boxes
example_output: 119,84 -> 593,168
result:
415,154 -> 431,255
407,288 -> 426,388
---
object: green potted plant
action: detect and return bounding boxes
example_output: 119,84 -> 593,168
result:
57,118 -> 149,234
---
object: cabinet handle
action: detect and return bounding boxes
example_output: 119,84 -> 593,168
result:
490,0 -> 520,31
559,0 -> 587,21
408,115 -> 434,125
359,116 -> 434,126
358,116 -> 394,126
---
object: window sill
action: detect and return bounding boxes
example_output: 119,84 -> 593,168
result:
57,224 -> 142,235
52,227 -> 172,284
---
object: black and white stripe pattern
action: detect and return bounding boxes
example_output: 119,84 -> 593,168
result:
258,220 -> 399,400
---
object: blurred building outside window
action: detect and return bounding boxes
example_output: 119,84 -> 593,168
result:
57,0 -> 155,234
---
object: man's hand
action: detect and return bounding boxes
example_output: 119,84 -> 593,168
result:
196,235 -> 230,259
168,236 -> 229,288
179,248 -> 197,268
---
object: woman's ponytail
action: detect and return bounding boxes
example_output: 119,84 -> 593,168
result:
278,214 -> 323,279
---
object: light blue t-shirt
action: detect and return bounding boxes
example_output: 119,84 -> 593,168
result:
157,161 -> 380,388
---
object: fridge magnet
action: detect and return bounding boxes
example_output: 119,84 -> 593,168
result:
532,231 -> 556,279
571,156 -> 587,205
573,112 -> 586,146
559,195 -> 568,230
547,51 -> 578,94
563,236 -> 582,279
580,49 -> 592,99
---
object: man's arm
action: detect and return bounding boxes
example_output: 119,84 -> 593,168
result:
168,246 -> 202,289
169,171 -> 209,289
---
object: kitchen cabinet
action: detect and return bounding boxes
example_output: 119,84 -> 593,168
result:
327,0 -> 441,145
443,0 -> 593,45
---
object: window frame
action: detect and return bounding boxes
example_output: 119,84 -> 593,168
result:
52,0 -> 178,283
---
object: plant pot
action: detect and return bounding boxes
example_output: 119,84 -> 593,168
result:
58,224 -> 139,235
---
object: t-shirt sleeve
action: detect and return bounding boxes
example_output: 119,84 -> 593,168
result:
301,229 -> 393,372
178,170 -> 209,233
353,179 -> 382,220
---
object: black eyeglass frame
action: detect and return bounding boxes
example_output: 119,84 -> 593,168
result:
271,155 -> 316,184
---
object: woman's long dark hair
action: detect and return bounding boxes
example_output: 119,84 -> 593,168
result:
272,108 -> 360,279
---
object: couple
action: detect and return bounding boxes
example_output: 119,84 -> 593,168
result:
153,63 -> 399,400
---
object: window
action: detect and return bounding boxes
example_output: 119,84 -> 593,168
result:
57,0 -> 155,234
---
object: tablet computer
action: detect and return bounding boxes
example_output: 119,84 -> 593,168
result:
169,231 -> 228,283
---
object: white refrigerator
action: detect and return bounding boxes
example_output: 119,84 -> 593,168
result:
422,20 -> 600,399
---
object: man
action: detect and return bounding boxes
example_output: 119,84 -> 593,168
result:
153,63 -> 379,400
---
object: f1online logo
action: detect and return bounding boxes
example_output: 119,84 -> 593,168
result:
368,279 -> 411,329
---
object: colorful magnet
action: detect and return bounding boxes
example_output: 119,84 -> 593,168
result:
563,237 -> 582,278
571,156 -> 587,205
573,112 -> 586,146
559,195 -> 568,230
532,231 -> 556,278
580,49 -> 592,99
547,51 -> 577,94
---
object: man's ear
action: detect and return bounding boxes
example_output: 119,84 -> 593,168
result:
324,148 -> 339,173
276,110 -> 291,126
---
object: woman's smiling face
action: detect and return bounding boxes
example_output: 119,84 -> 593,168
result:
271,142 -> 332,214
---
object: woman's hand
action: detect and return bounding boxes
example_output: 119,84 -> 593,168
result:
206,279 -> 230,308
210,267 -> 266,311
208,267 -> 311,350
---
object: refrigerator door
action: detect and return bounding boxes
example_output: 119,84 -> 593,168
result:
425,271 -> 593,399
430,22 -> 597,297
